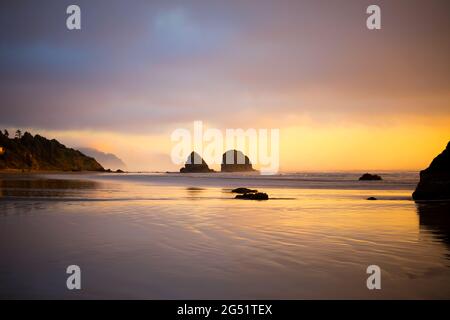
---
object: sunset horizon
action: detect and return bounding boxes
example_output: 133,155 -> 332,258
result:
1,1 -> 449,173
1,125 -> 448,172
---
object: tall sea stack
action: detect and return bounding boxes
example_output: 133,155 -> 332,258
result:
221,150 -> 255,172
180,151 -> 213,173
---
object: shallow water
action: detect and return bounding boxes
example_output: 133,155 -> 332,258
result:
0,172 -> 449,299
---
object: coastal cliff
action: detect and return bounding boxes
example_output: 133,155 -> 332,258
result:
413,141 -> 450,200
78,147 -> 126,171
0,131 -> 104,172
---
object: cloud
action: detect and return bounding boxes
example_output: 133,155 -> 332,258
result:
0,0 -> 449,134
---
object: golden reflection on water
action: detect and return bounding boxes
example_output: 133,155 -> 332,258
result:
0,174 -> 449,298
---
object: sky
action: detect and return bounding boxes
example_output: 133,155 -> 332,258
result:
0,0 -> 449,171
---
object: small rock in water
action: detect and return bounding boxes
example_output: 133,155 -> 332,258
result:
235,192 -> 269,200
367,197 -> 377,200
359,173 -> 382,181
231,187 -> 257,194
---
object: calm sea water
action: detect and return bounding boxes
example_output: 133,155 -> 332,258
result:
0,172 -> 449,299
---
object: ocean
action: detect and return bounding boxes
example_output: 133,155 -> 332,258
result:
0,171 -> 449,299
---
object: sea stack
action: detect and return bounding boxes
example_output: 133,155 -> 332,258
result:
413,141 -> 450,200
180,151 -> 214,173
221,150 -> 255,172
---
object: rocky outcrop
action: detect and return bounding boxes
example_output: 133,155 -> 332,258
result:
180,151 -> 214,173
235,192 -> 269,200
232,187 -> 257,194
0,131 -> 104,171
359,173 -> 382,181
413,141 -> 450,200
221,150 -> 255,172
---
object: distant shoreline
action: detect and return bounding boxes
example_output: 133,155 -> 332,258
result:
0,169 -> 421,175
0,169 -> 106,175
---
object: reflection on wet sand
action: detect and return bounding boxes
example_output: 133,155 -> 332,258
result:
185,187 -> 206,200
417,202 -> 450,257
1,173 -> 450,298
0,177 -> 100,198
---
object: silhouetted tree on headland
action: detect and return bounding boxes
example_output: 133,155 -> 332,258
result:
15,130 -> 22,139
3,129 -> 9,138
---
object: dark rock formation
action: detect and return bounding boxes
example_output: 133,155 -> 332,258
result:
221,150 -> 255,172
180,151 -> 214,173
78,147 -> 126,171
232,187 -> 257,194
413,141 -> 450,200
359,173 -> 382,181
0,131 -> 104,171
235,192 -> 269,200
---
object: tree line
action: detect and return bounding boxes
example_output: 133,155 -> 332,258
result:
1,129 -> 24,139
